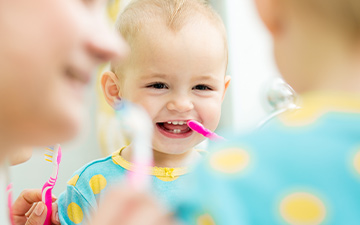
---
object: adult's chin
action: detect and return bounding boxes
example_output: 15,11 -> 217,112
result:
52,107 -> 85,143
29,106 -> 85,146
9,147 -> 33,165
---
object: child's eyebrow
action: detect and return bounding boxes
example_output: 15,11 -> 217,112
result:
192,75 -> 219,82
140,73 -> 169,80
139,73 -> 219,82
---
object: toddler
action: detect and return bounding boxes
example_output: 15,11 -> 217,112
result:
58,0 -> 230,224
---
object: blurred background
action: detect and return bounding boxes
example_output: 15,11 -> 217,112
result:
6,0 -> 279,218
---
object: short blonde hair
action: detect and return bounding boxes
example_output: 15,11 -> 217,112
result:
111,0 -> 227,75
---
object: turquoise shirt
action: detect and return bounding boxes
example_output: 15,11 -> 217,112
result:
176,92 -> 360,225
59,147 -> 191,225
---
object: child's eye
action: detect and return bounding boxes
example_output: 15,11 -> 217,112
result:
146,82 -> 168,89
193,85 -> 212,91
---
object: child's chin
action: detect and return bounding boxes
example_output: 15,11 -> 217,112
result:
154,143 -> 195,155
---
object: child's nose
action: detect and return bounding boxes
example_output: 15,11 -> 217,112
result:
167,96 -> 194,113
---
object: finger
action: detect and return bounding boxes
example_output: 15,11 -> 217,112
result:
25,203 -> 37,218
51,194 -> 58,202
51,202 -> 61,225
13,189 -> 43,225
25,202 -> 47,225
13,189 -> 45,215
13,189 -> 57,215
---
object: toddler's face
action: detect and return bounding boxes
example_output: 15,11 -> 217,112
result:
120,21 -> 229,155
0,0 -> 127,146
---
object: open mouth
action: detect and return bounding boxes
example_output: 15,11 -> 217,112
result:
156,120 -> 192,138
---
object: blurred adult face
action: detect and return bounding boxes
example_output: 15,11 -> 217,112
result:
0,0 -> 128,153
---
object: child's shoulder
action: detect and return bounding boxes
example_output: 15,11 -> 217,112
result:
66,148 -> 126,186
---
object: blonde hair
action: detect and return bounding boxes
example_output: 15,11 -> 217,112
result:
111,0 -> 227,74
288,0 -> 360,38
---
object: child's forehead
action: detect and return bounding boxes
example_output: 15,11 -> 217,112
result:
131,17 -> 226,45
129,21 -> 227,62
120,25 -> 227,83
117,0 -> 227,40
114,1 -> 229,78
137,71 -> 222,79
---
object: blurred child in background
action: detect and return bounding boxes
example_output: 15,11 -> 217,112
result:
176,0 -> 360,224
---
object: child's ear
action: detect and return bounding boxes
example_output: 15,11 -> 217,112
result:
222,75 -> 231,101
101,71 -> 122,108
254,0 -> 283,37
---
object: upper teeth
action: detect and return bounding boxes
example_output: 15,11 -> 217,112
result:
167,121 -> 186,125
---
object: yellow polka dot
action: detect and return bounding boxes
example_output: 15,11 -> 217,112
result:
155,176 -> 179,182
354,151 -> 360,175
67,202 -> 83,224
280,192 -> 326,225
210,148 -> 250,174
279,107 -> 320,127
197,213 -> 216,225
89,174 -> 107,195
67,175 -> 80,186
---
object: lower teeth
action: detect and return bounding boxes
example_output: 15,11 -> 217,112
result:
172,129 -> 181,134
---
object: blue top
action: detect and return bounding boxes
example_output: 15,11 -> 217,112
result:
58,146 -> 193,225
176,92 -> 360,225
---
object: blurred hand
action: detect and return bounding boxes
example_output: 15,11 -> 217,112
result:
90,186 -> 179,225
12,189 -> 60,225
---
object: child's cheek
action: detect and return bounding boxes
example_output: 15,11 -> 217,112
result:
200,100 -> 222,131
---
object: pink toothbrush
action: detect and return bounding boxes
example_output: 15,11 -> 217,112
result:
7,183 -> 14,225
42,144 -> 62,225
187,120 -> 225,141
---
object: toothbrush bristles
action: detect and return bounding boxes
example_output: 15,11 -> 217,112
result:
44,145 -> 56,163
44,153 -> 53,162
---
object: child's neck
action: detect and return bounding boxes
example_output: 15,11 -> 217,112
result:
121,146 -> 202,168
151,149 -> 202,168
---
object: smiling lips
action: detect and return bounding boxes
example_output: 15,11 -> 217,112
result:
156,120 -> 192,137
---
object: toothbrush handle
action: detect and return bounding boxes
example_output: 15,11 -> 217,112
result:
42,178 -> 55,225
207,133 -> 225,141
187,120 -> 225,141
127,136 -> 152,191
127,163 -> 149,190
201,127 -> 225,141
